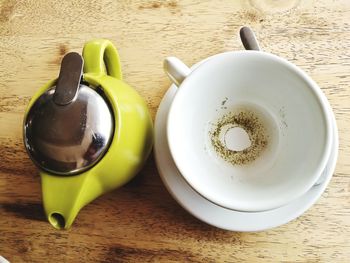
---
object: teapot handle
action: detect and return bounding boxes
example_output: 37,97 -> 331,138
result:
82,39 -> 122,80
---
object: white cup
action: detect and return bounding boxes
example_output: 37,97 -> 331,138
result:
164,27 -> 333,212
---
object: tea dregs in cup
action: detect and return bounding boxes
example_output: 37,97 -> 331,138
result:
209,107 -> 268,165
207,101 -> 281,170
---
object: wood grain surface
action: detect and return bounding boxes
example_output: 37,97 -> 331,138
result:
1,0 -> 350,262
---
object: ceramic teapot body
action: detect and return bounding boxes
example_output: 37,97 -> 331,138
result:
24,39 -> 153,229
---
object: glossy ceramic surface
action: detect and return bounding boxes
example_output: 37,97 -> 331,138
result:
166,51 -> 333,212
155,84 -> 338,231
23,39 -> 153,229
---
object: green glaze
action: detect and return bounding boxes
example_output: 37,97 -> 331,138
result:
24,39 -> 153,229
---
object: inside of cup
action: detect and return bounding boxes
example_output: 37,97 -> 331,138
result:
167,51 -> 332,212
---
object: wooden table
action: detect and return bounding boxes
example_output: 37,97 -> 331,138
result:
1,0 -> 349,261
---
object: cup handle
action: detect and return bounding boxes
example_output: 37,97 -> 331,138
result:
239,26 -> 261,51
82,39 -> 122,80
163,57 -> 191,87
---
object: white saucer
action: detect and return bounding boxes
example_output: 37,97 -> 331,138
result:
154,85 -> 339,232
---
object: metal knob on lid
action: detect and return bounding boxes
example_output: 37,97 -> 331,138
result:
24,52 -> 114,175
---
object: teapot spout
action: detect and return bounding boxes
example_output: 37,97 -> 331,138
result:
40,172 -> 102,229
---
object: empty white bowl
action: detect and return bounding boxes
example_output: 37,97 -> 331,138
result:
165,51 -> 333,212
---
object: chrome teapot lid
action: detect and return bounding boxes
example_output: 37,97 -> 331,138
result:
24,52 -> 113,175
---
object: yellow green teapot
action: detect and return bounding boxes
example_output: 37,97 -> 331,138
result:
23,39 -> 153,229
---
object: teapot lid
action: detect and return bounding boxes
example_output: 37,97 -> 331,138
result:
24,52 -> 113,175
